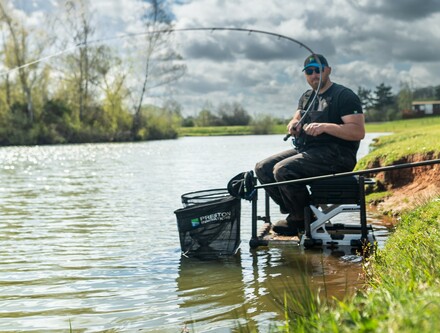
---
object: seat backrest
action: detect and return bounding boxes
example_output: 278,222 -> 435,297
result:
308,176 -> 360,204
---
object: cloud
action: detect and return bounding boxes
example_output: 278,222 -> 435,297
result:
7,0 -> 440,118
168,0 -> 440,116
348,0 -> 440,21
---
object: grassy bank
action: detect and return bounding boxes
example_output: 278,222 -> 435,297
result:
178,116 -> 440,137
357,117 -> 440,166
178,125 -> 252,136
272,119 -> 440,332
178,118 -> 440,332
276,200 -> 440,332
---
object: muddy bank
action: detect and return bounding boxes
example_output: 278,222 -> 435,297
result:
365,153 -> 440,216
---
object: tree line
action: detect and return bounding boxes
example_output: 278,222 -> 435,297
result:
358,82 -> 440,122
180,83 -> 440,129
0,0 -> 184,145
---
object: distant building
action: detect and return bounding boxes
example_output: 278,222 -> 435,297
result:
406,100 -> 440,118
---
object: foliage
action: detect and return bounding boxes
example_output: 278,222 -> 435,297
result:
357,86 -> 374,110
132,0 -> 186,138
251,114 -> 275,134
397,81 -> 413,113
0,0 -> 185,145
133,105 -> 180,140
1,0 -> 440,145
179,125 -> 252,136
217,102 -> 251,126
373,83 -> 394,110
189,101 -> 252,127
195,109 -> 223,127
267,199 -> 440,332
360,83 -> 399,122
266,122 -> 440,332
412,85 -> 440,100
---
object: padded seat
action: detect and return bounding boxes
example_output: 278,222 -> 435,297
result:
301,175 -> 375,248
309,176 -> 360,204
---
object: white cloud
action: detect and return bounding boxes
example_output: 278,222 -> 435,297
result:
7,0 -> 440,117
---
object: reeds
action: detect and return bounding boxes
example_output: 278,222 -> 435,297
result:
267,197 -> 440,332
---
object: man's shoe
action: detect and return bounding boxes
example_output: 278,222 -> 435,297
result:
272,219 -> 304,236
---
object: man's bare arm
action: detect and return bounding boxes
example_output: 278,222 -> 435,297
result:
303,114 -> 365,141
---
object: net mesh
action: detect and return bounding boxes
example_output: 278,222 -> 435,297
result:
175,189 -> 241,258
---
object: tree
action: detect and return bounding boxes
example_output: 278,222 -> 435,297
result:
412,86 -> 436,100
60,0 -> 96,123
0,2 -> 37,123
98,53 -> 132,140
373,83 -> 394,111
195,108 -> 221,127
132,0 -> 186,139
357,86 -> 374,111
217,102 -> 251,126
52,0 -> 116,126
435,85 -> 440,100
162,99 -> 182,117
397,81 -> 413,114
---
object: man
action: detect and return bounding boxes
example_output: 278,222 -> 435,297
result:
254,54 -> 365,236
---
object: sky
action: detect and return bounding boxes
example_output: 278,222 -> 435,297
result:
7,0 -> 440,118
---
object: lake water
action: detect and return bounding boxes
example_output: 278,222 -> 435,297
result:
0,134 -> 389,332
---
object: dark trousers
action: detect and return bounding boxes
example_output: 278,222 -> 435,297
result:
254,143 -> 356,220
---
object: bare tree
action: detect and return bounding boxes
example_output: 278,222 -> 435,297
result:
52,0 -> 104,123
65,0 -> 92,121
0,28 -> 11,110
132,0 -> 186,138
0,1 -> 35,122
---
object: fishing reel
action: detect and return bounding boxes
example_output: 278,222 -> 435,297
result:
283,132 -> 306,150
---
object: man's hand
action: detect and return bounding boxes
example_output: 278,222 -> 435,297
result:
287,119 -> 302,136
303,122 -> 326,136
302,114 -> 365,140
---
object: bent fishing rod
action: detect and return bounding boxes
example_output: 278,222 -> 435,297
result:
2,26 -> 322,145
0,27 -> 322,141
1,27 -> 315,76
255,158 -> 440,190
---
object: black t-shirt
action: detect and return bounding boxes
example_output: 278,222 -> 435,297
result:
297,83 -> 363,155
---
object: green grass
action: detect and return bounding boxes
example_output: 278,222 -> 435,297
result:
179,116 -> 440,138
178,125 -> 252,136
271,199 -> 440,332
357,120 -> 440,168
365,191 -> 391,204
265,117 -> 440,332
179,117 -> 440,333
364,116 -> 440,133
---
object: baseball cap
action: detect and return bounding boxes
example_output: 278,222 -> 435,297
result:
303,54 -> 329,71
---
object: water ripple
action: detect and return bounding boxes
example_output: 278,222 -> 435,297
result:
0,136 -> 389,332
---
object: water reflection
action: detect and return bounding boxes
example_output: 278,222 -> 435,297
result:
0,134 -> 389,332
177,254 -> 246,331
249,246 -> 364,305
176,244 -> 366,332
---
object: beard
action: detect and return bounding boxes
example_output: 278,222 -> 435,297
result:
310,76 -> 328,91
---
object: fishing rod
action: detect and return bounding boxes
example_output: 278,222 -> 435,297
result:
0,27 -> 322,141
282,85 -> 319,143
1,26 -> 317,72
255,158 -> 440,190
1,26 -> 322,143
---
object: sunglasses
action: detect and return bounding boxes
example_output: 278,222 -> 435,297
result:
305,67 -> 325,75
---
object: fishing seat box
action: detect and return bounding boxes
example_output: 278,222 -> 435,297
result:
308,176 -> 360,205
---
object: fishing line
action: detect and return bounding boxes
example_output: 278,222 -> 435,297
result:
0,26 -> 322,84
2,27 -> 316,74
0,26 -> 323,140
